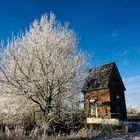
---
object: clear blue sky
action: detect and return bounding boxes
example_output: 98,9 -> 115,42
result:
0,0 -> 140,107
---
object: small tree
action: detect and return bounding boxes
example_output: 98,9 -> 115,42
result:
0,13 -> 88,127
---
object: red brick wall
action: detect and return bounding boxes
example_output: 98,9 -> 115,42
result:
84,88 -> 111,118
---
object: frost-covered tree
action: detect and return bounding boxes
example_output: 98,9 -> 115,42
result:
0,13 -> 88,124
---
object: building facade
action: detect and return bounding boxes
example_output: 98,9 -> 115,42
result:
82,62 -> 127,120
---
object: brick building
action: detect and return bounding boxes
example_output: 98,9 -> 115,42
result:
82,62 -> 127,120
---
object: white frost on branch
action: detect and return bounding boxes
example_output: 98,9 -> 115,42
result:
0,13 -> 88,123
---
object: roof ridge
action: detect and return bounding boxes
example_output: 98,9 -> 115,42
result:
96,61 -> 115,68
90,61 -> 115,72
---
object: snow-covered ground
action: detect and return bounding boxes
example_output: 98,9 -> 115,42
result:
93,132 -> 140,140
92,122 -> 140,140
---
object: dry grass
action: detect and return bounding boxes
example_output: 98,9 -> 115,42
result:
0,124 -> 123,140
0,122 -> 139,140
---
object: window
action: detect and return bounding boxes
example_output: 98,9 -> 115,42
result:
116,95 -> 120,100
89,99 -> 98,118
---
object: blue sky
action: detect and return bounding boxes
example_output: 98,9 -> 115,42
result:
0,0 -> 140,107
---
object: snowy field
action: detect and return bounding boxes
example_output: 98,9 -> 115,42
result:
92,122 -> 140,140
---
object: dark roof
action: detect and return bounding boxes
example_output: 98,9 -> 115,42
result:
82,62 -> 125,92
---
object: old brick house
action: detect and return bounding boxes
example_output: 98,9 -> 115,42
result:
82,62 -> 127,120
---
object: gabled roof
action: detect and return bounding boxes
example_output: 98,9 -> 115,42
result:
82,62 -> 125,92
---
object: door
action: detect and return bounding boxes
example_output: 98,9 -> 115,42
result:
90,99 -> 98,117
116,104 -> 122,119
